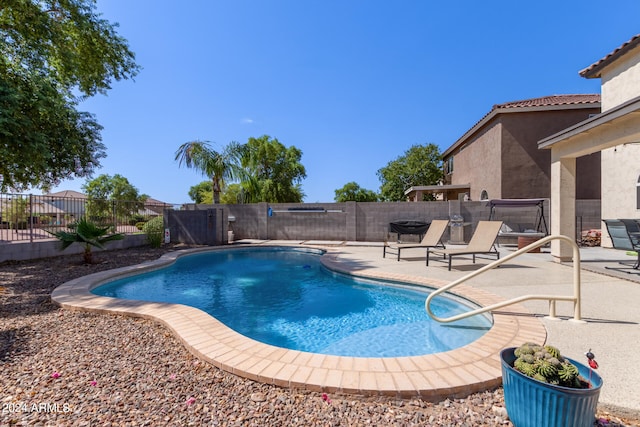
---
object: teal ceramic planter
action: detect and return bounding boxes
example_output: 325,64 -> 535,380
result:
501,347 -> 602,427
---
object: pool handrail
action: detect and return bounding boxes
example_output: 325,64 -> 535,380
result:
425,234 -> 584,323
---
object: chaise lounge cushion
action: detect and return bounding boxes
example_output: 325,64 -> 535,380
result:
498,222 -> 545,237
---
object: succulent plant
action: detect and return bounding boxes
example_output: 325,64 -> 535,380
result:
512,343 -> 587,388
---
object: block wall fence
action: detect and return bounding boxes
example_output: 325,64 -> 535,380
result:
0,234 -> 148,263
184,199 -> 601,244
2,200 -> 601,262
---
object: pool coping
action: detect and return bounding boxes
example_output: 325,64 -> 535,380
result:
51,245 -> 546,400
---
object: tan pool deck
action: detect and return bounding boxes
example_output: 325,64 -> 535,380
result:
51,241 -> 640,414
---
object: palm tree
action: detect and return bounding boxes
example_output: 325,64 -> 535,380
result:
175,140 -> 243,204
49,217 -> 124,264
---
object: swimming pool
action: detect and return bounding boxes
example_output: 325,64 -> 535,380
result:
93,247 -> 492,357
52,245 -> 546,398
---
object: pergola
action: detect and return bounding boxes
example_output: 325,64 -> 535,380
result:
539,95 -> 640,260
404,184 -> 471,201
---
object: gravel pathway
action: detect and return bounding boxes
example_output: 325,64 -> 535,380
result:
1,245 -> 637,426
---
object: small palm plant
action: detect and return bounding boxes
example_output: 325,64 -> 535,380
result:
49,217 -> 125,264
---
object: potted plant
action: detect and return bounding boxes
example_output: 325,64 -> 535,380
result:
500,343 -> 602,427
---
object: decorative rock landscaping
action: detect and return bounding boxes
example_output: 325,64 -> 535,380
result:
1,246 -> 635,426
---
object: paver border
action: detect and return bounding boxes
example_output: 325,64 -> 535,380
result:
51,245 -> 546,399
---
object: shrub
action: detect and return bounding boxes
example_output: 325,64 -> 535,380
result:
47,217 -> 124,264
129,215 -> 146,226
142,216 -> 164,248
135,222 -> 146,230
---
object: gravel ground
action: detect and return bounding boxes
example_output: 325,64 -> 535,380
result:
1,245 -> 638,426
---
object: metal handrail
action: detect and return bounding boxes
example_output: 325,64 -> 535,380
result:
425,234 -> 584,323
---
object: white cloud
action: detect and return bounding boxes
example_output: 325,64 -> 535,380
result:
241,118 -> 254,124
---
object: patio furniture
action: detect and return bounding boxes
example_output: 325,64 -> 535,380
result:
383,219 -> 448,261
603,219 -> 640,271
426,221 -> 503,270
388,220 -> 430,241
619,218 -> 640,234
487,199 -> 548,246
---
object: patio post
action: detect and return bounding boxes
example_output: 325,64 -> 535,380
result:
550,152 -> 576,262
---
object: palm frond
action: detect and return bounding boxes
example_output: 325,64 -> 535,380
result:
47,217 -> 124,262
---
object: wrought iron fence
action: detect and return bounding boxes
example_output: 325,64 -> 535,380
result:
0,193 -> 173,243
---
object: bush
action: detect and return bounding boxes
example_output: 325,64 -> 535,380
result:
142,216 -> 164,248
135,222 -> 146,230
129,215 -> 146,226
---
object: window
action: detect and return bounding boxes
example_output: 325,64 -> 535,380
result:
446,157 -> 454,175
481,190 -> 489,200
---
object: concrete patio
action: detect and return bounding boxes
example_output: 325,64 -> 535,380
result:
241,239 -> 640,417
51,238 -> 640,419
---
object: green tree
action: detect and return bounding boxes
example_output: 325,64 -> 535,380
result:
240,135 -> 306,203
82,174 -> 147,225
49,217 -> 124,264
0,0 -> 140,191
188,181 -> 213,204
0,195 -> 29,229
334,182 -> 379,202
377,144 -> 442,201
220,183 -> 245,204
0,71 -> 104,192
175,140 -> 243,204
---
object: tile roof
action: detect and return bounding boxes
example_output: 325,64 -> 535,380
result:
580,34 -> 640,78
145,197 -> 172,206
45,189 -> 87,199
492,94 -> 601,110
43,190 -> 172,205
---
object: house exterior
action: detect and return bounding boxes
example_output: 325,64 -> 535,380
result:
44,190 -> 172,217
45,189 -> 88,221
144,197 -> 175,214
430,95 -> 601,203
36,190 -> 172,229
539,34 -> 640,258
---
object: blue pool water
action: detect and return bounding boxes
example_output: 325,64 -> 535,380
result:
93,247 -> 492,357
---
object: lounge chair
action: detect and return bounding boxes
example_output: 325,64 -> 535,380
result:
619,218 -> 640,234
383,219 -> 449,261
426,220 -> 503,270
603,219 -> 640,270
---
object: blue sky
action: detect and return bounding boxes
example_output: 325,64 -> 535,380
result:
48,0 -> 640,203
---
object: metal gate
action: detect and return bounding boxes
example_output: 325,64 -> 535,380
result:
165,209 -> 220,245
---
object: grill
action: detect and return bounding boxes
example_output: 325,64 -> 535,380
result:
388,220 -> 429,241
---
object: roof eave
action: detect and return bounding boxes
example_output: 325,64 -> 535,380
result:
538,95 -> 640,149
443,102 -> 601,158
404,184 -> 471,196
579,35 -> 640,79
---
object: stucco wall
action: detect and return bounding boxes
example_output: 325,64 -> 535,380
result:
600,145 -> 640,248
601,144 -> 640,220
445,108 -> 600,201
449,122 -> 503,201
595,44 -> 640,247
600,44 -> 640,111
500,109 -> 601,199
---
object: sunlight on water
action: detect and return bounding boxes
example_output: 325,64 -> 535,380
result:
93,247 -> 492,357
